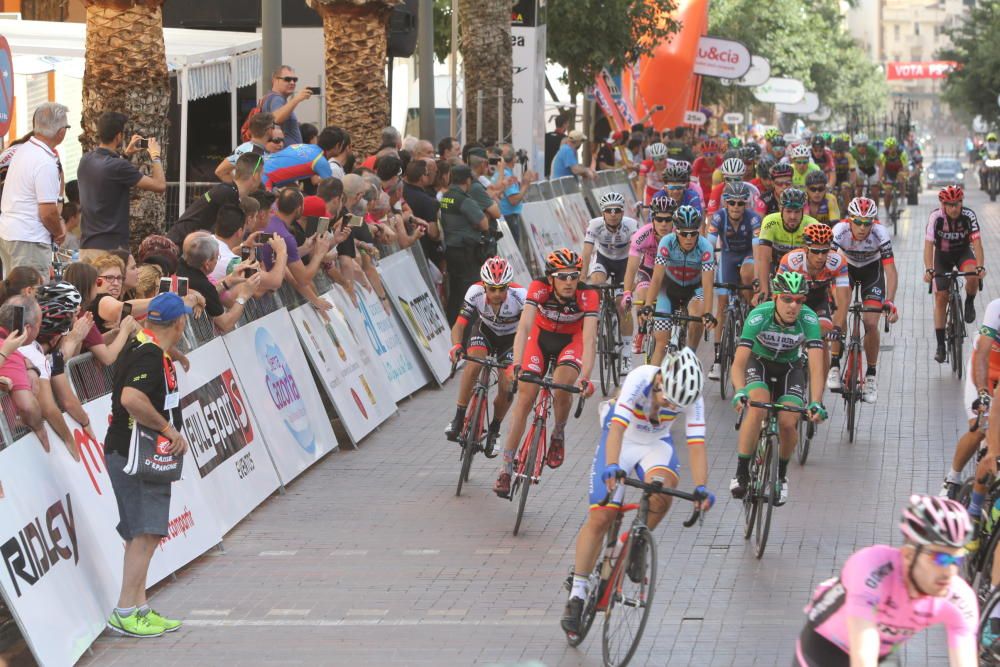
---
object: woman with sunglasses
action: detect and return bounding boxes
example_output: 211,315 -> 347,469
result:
794,494 -> 977,667
623,196 -> 676,355
831,198 -> 899,404
803,170 -> 841,227
730,271 -> 827,505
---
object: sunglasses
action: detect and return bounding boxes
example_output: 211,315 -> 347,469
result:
677,230 -> 700,238
725,200 -> 748,207
793,160 -> 810,165
485,285 -> 509,293
551,271 -> 580,281
604,208 -> 624,215
268,138 -> 283,144
851,218 -> 875,227
653,215 -> 674,223
280,76 -> 299,83
702,152 -> 717,157
808,187 -> 826,192
808,247 -> 831,255
930,551 -> 966,567
665,184 -> 685,191
99,274 -> 123,283
773,180 -> 792,187
777,295 -> 806,304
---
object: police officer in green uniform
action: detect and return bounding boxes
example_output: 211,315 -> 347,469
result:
440,165 -> 489,322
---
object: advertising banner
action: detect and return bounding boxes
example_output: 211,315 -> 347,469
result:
497,218 -> 532,285
522,198 -> 573,270
378,250 -> 452,385
753,77 -> 805,105
693,36 -> 752,79
549,196 -> 585,249
775,91 -> 820,115
560,192 -> 593,242
221,308 -> 340,484
734,55 -> 770,87
289,295 -> 397,445
886,61 -> 958,80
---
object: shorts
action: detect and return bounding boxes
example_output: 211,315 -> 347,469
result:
793,626 -> 900,667
467,321 -> 515,365
847,262 -> 885,307
716,250 -> 754,295
590,252 -> 628,284
588,403 -> 679,508
106,451 -> 172,541
806,291 -> 833,329
522,327 -> 583,375
0,239 -> 51,279
654,282 -> 703,332
933,247 -> 977,292
745,357 -> 807,406
636,266 -> 653,294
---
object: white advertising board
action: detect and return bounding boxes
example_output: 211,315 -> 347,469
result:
693,36 -> 752,79
753,77 -> 806,105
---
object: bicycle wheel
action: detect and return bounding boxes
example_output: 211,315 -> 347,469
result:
796,414 -> 811,465
602,527 -> 657,667
743,436 -> 760,541
598,307 -> 612,396
979,587 -> 1000,664
608,307 -> 622,388
754,435 -> 776,559
951,292 -> 965,378
512,420 -> 542,536
718,315 -> 735,400
844,347 -> 859,443
455,393 -> 483,497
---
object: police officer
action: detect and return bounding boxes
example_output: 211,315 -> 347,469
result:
440,165 -> 489,322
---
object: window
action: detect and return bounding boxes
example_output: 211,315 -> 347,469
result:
914,22 -> 920,35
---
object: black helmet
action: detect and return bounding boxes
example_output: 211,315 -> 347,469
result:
805,170 -> 827,187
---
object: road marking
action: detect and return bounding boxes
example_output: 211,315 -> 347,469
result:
189,609 -> 231,617
258,550 -> 297,557
329,549 -> 368,556
474,548 -> 512,555
266,608 -> 311,617
427,609 -> 468,616
505,609 -> 546,617
402,549 -> 440,556
345,609 -> 388,617
184,618 -> 555,628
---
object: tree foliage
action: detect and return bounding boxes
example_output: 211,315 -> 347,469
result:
939,1 -> 1000,127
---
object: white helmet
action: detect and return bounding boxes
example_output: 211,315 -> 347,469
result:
648,142 -> 668,159
720,157 -> 746,178
853,132 -> 868,145
599,191 -> 626,211
659,348 -> 704,408
790,144 -> 811,160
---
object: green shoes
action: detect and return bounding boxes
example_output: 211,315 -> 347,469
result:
106,608 -> 182,637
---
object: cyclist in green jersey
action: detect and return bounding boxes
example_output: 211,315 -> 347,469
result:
729,271 -> 828,505
850,133 -> 880,200
878,137 -> 910,213
754,188 -> 819,301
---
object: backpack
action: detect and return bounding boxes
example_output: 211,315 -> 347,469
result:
240,93 -> 279,143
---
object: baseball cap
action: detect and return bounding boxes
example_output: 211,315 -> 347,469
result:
147,292 -> 193,324
568,130 -> 587,142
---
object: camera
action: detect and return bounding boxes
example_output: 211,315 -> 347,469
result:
137,138 -> 149,150
515,149 -> 529,169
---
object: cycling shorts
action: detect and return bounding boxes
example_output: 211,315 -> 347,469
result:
654,282 -> 703,332
806,291 -> 833,330
467,321 -> 515,366
636,266 -> 653,294
716,250 -> 754,296
846,262 -> 886,307
522,327 -> 583,376
588,403 -> 679,509
590,252 -> 628,284
745,357 -> 807,406
933,247 -> 977,292
793,626 -> 900,667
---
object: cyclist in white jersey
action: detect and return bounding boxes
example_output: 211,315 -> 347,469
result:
583,191 -> 639,371
445,257 -> 526,453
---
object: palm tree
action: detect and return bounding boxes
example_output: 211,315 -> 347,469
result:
20,0 -> 68,21
307,0 -> 401,157
458,0 -> 511,145
81,0 -> 170,253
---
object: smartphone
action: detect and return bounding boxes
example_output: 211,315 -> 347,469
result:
348,215 -> 364,228
258,232 -> 274,243
317,216 -> 331,236
158,277 -> 171,294
10,305 -> 23,334
306,86 -> 321,96
121,302 -> 133,319
255,245 -> 265,262
176,276 -> 189,297
240,245 -> 253,262
137,138 -> 149,149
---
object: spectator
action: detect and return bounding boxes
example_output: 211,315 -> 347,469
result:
413,139 -> 435,160
375,154 -> 404,194
0,103 -> 68,277
210,202 -> 286,294
439,165 -> 488,322
544,112 -> 570,177
108,249 -> 140,300
467,149 -> 501,221
439,136 -> 461,161
260,188 -> 332,311
261,127 -> 348,190
0,296 -> 51,451
214,111 -> 276,183
208,206 -> 246,284
135,264 -> 162,299
175,232 -> 259,333
496,144 -> 536,246
61,180 -> 81,252
434,160 -> 451,200
551,130 -> 595,180
137,234 -> 180,276
77,111 -> 166,261
300,123 -> 319,145
85,253 -> 152,334
402,159 -> 441,239
104,291 -> 189,639
362,127 -> 403,170
325,126 -> 351,180
0,265 -> 43,303
0,131 -> 34,208
167,152 -> 262,245
262,65 -> 312,146
62,260 -> 139,366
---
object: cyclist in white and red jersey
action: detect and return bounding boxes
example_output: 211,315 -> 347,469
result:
493,248 -> 598,498
924,185 -> 986,363
637,142 -> 669,204
446,257 -> 526,453
795,494 -> 977,667
623,196 -> 676,355
705,157 -> 766,217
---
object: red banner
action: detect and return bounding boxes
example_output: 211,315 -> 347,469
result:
886,61 -> 958,80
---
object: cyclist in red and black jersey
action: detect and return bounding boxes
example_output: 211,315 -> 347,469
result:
493,248 -> 598,498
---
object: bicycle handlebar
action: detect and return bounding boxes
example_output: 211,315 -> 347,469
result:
713,282 -> 755,292
928,270 -> 981,295
734,400 -> 809,431
590,282 -> 625,292
598,477 -> 707,526
449,352 -> 510,380
512,371 -> 588,419
648,310 -> 703,323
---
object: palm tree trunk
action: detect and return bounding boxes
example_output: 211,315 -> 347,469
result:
458,0 -> 511,145
20,0 -> 68,21
82,0 -> 170,254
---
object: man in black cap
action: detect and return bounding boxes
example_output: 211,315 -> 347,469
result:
439,165 -> 488,322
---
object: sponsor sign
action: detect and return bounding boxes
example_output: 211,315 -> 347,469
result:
808,105 -> 832,122
723,112 -> 744,125
0,36 -> 12,136
886,61 -> 958,80
775,92 -> 820,115
510,2 -> 547,173
522,198 -> 573,276
753,77 -> 805,105
684,110 -> 707,126
693,36 -> 751,79
496,218 -> 532,286
733,55 -> 770,87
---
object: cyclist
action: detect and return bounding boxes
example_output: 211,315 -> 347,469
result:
706,182 -> 761,381
643,205 -> 716,365
830,136 -> 857,209
559,348 -> 714,639
637,142 -> 669,205
830,197 -> 899,403
790,144 -> 822,187
493,249 -> 597,498
877,137 -> 909,213
766,162 -> 795,216
803,170 -> 841,226
850,133 -> 880,200
809,136 -> 835,186
925,185 -> 986,362
623,196 -> 676,355
729,271 -> 828,505
766,132 -> 787,163
692,139 -> 722,197
756,156 -> 779,215
655,161 -> 703,214
706,156 -> 765,217
742,145 -> 763,190
755,188 -> 818,297
979,132 -> 1000,191
582,192 -> 639,370
795,494 -> 977,667
446,257 -> 525,453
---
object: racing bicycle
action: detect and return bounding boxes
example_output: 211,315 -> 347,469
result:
713,282 -> 754,400
594,283 -> 625,396
931,270 -> 979,378
839,281 -> 889,443
449,353 -> 508,497
641,309 -> 702,362
883,178 -> 905,235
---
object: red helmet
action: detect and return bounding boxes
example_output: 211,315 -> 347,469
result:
480,256 -> 513,287
545,248 -> 583,274
700,139 -> 721,153
847,197 -> 878,219
938,185 -> 964,204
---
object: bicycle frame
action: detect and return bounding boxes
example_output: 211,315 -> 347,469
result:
518,385 -> 555,482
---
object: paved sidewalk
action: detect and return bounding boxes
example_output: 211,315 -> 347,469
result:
79,188 -> 999,667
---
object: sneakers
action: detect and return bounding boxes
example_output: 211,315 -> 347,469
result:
826,366 -> 842,391
107,610 -> 165,638
935,344 -> 947,364
729,475 -> 749,500
708,362 -> 721,381
862,375 -> 878,403
632,334 -> 644,355
493,471 -> 511,498
775,478 -> 789,507
939,475 -> 962,499
144,609 -> 182,632
966,298 -> 977,325
560,597 -> 584,637
484,423 -> 501,458
444,415 -> 463,443
547,432 -> 565,469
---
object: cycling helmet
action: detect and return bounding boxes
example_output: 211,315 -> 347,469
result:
988,133 -> 998,142
764,128 -> 781,141
831,138 -> 849,152
804,170 -> 827,187
599,191 -> 626,211
545,248 -> 582,275
757,155 -> 776,180
853,132 -> 868,145
738,146 -> 757,164
673,205 -> 701,230
722,181 -> 752,202
780,187 -> 807,210
769,162 -> 793,180
938,185 -> 964,204
811,136 -> 825,149
648,142 -> 668,160
847,196 -> 878,218
771,270 -> 808,296
790,144 -> 811,160
899,494 -> 971,548
479,257 -> 513,287
663,161 -> 691,183
821,132 -> 832,143
883,137 -> 898,149
650,195 -> 679,215
720,157 -> 746,179
700,139 -> 721,153
728,137 -> 742,149
659,347 -> 704,408
744,142 -> 762,160
770,136 -> 787,149
802,223 -> 833,247
36,282 -> 82,336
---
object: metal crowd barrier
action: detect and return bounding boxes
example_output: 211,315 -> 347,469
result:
67,352 -> 118,404
0,393 -> 29,449
164,181 -> 217,227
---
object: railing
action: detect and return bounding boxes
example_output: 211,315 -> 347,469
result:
165,181 -> 217,227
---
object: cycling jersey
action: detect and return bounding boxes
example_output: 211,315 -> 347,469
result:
707,209 -> 761,256
629,223 -> 661,271
584,216 -> 639,261
758,213 -> 820,258
759,189 -> 779,215
832,152 -> 857,185
262,144 -> 333,189
739,300 -> 824,364
457,283 -> 527,337
851,148 -> 878,176
525,280 -> 599,335
654,233 -> 716,287
651,187 -> 703,215
691,156 -> 719,196
811,148 -> 835,174
780,249 -> 849,288
831,222 -> 894,268
639,160 -> 667,203
798,545 -> 977,663
791,162 -> 822,187
705,181 -> 765,216
805,194 -> 841,226
925,207 -> 980,254
965,298 -> 1000,418
878,151 -> 909,179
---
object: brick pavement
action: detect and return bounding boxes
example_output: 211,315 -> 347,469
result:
77,187 -> 1000,667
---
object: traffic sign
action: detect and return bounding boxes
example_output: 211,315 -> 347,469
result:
0,36 -> 13,137
723,112 -> 744,125
684,110 -> 707,126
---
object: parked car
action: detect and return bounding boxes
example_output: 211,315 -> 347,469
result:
925,158 -> 965,189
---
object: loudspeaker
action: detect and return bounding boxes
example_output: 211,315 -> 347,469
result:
387,0 -> 419,58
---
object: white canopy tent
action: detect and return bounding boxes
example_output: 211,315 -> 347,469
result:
0,19 -> 261,213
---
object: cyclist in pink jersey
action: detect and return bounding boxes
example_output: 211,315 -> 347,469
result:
796,494 -> 977,667
623,196 -> 675,354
